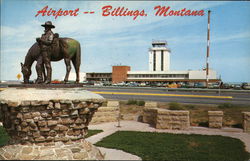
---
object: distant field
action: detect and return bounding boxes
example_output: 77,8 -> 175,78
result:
95,131 -> 250,161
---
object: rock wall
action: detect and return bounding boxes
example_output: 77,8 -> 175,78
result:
142,102 -> 158,125
0,99 -> 102,145
91,106 -> 119,124
156,109 -> 190,130
142,102 -> 190,130
0,139 -> 104,160
242,112 -> 250,133
0,88 -> 105,160
208,111 -> 223,128
142,108 -> 158,126
144,101 -> 158,108
91,101 -> 119,124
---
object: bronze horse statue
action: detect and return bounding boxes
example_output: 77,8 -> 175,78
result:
21,36 -> 81,84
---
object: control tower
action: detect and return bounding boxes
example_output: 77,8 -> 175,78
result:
149,40 -> 171,71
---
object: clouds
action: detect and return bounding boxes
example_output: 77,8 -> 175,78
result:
213,31 -> 250,43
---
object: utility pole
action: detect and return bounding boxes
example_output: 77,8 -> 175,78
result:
206,10 -> 211,88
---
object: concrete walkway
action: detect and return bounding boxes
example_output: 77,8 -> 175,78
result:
87,121 -> 250,160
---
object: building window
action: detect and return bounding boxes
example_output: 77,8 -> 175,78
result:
153,51 -> 156,71
161,50 -> 164,71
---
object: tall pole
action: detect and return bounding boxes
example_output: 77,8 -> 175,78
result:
206,10 -> 211,88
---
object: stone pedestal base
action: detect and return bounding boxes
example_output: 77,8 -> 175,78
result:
0,139 -> 104,160
208,111 -> 223,128
156,109 -> 190,130
243,112 -> 250,133
0,88 -> 105,160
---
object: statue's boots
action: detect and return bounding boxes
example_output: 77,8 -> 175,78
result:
35,78 -> 44,84
35,72 -> 44,84
44,70 -> 51,84
44,79 -> 51,84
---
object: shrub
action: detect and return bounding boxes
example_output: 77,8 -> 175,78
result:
198,121 -> 209,127
218,103 -> 234,109
137,100 -> 145,106
127,99 -> 137,105
126,99 -> 145,106
169,102 -> 185,110
185,104 -> 196,109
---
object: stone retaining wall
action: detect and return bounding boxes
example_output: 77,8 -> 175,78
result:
156,109 -> 190,130
142,101 -> 190,130
208,111 -> 223,129
144,101 -> 158,108
243,112 -> 250,133
142,102 -> 158,126
91,101 -> 119,124
142,108 -> 157,126
0,99 -> 103,145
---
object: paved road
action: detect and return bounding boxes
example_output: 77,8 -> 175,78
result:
85,87 -> 250,105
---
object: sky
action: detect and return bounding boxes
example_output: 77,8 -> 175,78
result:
0,0 -> 250,82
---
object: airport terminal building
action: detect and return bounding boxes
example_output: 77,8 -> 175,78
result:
70,40 -> 219,84
111,41 -> 219,84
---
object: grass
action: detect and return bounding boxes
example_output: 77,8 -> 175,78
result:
126,99 -> 145,106
85,129 -> 103,138
0,126 -> 9,147
169,102 -> 185,110
218,103 -> 234,109
95,131 -> 250,161
0,126 -> 102,146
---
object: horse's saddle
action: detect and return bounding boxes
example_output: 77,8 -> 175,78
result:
51,33 -> 68,53
51,33 -> 68,54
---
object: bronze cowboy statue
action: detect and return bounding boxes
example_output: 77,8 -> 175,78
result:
21,21 -> 81,84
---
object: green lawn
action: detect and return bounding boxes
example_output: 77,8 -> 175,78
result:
0,126 -> 9,147
85,129 -> 103,138
95,131 -> 250,161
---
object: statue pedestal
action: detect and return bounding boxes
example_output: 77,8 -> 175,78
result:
0,88 -> 105,160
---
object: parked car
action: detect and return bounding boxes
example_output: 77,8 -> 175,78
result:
82,81 -> 94,86
186,82 -> 195,88
233,84 -> 241,90
94,82 -> 103,86
139,82 -> 147,87
208,83 -> 220,89
194,82 -> 206,88
221,83 -> 230,89
180,83 -> 188,88
241,83 -> 250,90
103,82 -> 112,86
127,82 -> 139,87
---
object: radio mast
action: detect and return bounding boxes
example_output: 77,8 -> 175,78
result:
206,10 -> 211,88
